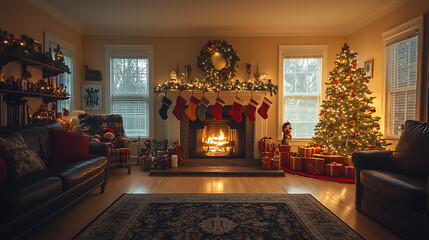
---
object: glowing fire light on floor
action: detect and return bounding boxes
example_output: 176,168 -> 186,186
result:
204,130 -> 230,153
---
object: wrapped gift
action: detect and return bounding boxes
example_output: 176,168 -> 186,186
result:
301,157 -> 308,172
280,152 -> 290,167
279,144 -> 291,152
298,146 -> 321,158
261,157 -> 272,170
343,166 -> 355,178
344,156 -> 354,166
307,158 -> 325,175
271,158 -> 281,170
261,152 -> 274,158
290,157 -> 302,171
325,162 -> 344,177
312,153 -> 344,164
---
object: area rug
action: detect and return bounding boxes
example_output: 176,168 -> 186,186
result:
74,194 -> 363,240
282,167 -> 356,184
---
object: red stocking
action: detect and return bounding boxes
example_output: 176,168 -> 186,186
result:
245,98 -> 259,122
229,97 -> 245,123
210,97 -> 225,121
172,96 -> 187,121
257,97 -> 272,119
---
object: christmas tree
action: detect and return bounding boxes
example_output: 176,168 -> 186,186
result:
312,43 -> 389,156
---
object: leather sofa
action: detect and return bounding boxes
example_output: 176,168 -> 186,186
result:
353,120 -> 429,240
0,122 -> 110,239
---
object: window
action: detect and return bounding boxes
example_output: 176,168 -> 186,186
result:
56,54 -> 73,112
105,45 -> 153,139
383,16 -> 423,137
45,32 -> 76,113
279,46 -> 327,139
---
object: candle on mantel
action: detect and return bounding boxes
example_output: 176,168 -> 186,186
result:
171,155 -> 178,168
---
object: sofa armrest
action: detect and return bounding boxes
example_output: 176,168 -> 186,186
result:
352,150 -> 393,171
352,150 -> 393,210
121,137 -> 131,148
89,142 -> 112,157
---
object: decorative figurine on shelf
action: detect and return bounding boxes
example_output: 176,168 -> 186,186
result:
170,71 -> 177,83
282,121 -> 292,145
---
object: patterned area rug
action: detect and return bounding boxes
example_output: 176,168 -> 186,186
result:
74,194 -> 363,240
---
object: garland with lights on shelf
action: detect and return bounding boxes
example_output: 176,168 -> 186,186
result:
312,43 -> 390,156
0,28 -> 71,74
197,39 -> 239,82
154,78 -> 278,95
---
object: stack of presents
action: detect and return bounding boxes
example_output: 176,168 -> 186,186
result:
259,139 -> 354,179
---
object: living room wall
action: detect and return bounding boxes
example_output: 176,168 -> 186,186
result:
0,0 -> 83,116
82,35 -> 347,141
348,0 -> 429,147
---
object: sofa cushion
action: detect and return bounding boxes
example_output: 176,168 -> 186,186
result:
0,133 -> 46,178
392,120 -> 429,178
360,169 -> 427,211
50,156 -> 107,191
50,128 -> 94,166
0,171 -> 62,223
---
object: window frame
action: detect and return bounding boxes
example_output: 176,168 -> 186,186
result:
105,45 -> 154,139
44,32 -> 76,112
382,15 -> 424,139
278,45 -> 327,141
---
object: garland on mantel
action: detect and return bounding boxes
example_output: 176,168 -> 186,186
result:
154,79 -> 278,96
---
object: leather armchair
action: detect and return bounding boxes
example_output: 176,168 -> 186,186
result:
353,120 -> 429,240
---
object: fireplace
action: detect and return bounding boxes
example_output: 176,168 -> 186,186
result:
180,106 -> 254,159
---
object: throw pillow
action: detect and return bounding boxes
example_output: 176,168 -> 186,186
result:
50,128 -> 94,166
0,157 -> 7,184
0,133 -> 46,178
392,120 -> 429,178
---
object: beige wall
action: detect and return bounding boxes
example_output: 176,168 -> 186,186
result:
0,0 -> 83,114
348,0 -> 429,150
83,35 -> 347,139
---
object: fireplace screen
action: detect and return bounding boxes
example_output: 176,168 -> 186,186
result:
189,118 -> 245,158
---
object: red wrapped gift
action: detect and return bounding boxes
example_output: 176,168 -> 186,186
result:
261,157 -> 272,170
343,166 -> 355,178
279,144 -> 291,152
301,157 -> 308,172
345,156 -> 353,166
261,152 -> 274,158
290,157 -> 302,171
307,158 -> 325,175
280,152 -> 290,167
312,154 -> 344,164
271,158 -> 281,170
298,146 -> 321,158
325,162 -> 344,177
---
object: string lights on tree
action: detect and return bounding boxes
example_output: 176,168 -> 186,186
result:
312,43 -> 390,156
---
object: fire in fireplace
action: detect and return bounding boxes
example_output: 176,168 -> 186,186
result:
189,106 -> 245,158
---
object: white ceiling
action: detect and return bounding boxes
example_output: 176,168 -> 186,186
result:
28,0 -> 408,36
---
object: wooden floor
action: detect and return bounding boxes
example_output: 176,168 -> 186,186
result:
28,165 -> 399,240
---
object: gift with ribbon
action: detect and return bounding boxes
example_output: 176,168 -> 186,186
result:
261,157 -> 272,170
290,157 -> 302,171
307,157 -> 325,175
343,165 -> 355,178
298,146 -> 321,158
271,158 -> 281,170
325,162 -> 344,177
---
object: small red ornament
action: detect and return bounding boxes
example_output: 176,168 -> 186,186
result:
322,112 -> 326,116
376,127 -> 380,130
354,148 -> 359,151
338,98 -> 343,102
350,120 -> 356,125
334,80 -> 339,83
353,64 -> 357,67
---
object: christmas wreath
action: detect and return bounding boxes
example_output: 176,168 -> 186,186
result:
197,40 -> 240,82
